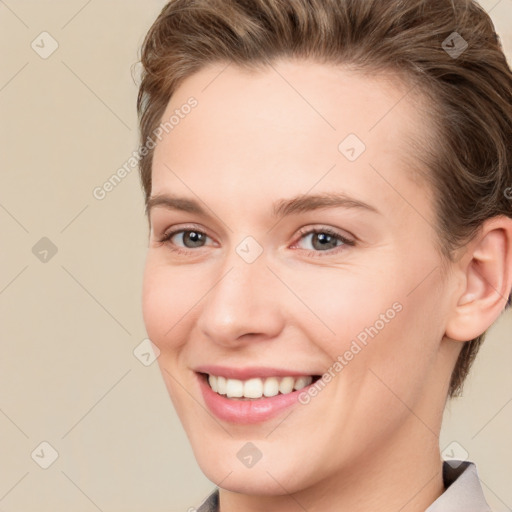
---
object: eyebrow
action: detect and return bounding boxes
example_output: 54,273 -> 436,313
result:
146,192 -> 380,218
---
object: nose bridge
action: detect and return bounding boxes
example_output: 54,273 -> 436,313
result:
197,243 -> 283,344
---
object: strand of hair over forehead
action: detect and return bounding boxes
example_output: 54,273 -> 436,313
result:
147,0 -> 497,66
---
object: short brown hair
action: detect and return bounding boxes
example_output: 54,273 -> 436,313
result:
137,0 -> 512,397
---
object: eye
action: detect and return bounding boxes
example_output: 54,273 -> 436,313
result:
156,224 -> 355,256
157,226 -> 215,254
292,227 -> 355,255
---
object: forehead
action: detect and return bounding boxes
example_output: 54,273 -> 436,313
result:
151,59 -> 432,217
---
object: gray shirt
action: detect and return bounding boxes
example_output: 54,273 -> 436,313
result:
196,461 -> 491,511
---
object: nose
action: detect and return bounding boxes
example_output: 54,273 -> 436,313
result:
196,249 -> 285,347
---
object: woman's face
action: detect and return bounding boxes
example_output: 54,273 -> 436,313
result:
142,60 -> 460,494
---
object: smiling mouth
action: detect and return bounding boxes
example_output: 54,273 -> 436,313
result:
200,373 -> 322,400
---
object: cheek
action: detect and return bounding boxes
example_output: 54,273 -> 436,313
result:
345,259 -> 447,405
279,263 -> 402,359
141,258 -> 200,413
289,249 -> 444,385
141,255 -> 197,352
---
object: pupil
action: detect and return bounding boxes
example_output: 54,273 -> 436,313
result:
313,233 -> 336,250
184,231 -> 204,247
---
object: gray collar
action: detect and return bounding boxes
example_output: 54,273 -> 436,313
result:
426,461 -> 491,511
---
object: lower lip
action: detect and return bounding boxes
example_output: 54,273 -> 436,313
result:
197,373 -> 313,424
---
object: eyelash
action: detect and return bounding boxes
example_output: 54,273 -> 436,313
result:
157,225 -> 355,257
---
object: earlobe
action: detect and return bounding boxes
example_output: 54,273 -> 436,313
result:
445,216 -> 512,343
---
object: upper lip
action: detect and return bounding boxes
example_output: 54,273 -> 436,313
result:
194,365 -> 320,380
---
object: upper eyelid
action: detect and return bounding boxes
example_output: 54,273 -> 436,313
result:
295,225 -> 353,239
291,229 -> 354,252
159,223 -> 214,238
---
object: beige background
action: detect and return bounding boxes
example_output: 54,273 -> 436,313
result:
0,1 -> 511,511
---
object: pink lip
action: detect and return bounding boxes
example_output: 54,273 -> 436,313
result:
195,370 -> 319,425
194,365 -> 316,380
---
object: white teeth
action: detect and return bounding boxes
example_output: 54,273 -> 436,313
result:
207,374 -> 314,399
244,378 -> 263,398
263,377 -> 279,397
226,379 -> 244,398
294,376 -> 312,390
208,374 -> 218,392
279,376 -> 295,394
217,376 -> 227,395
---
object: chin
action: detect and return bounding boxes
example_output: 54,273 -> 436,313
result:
193,444 -> 314,496
203,466 -> 299,495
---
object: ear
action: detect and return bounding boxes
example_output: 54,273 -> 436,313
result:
445,215 -> 512,342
